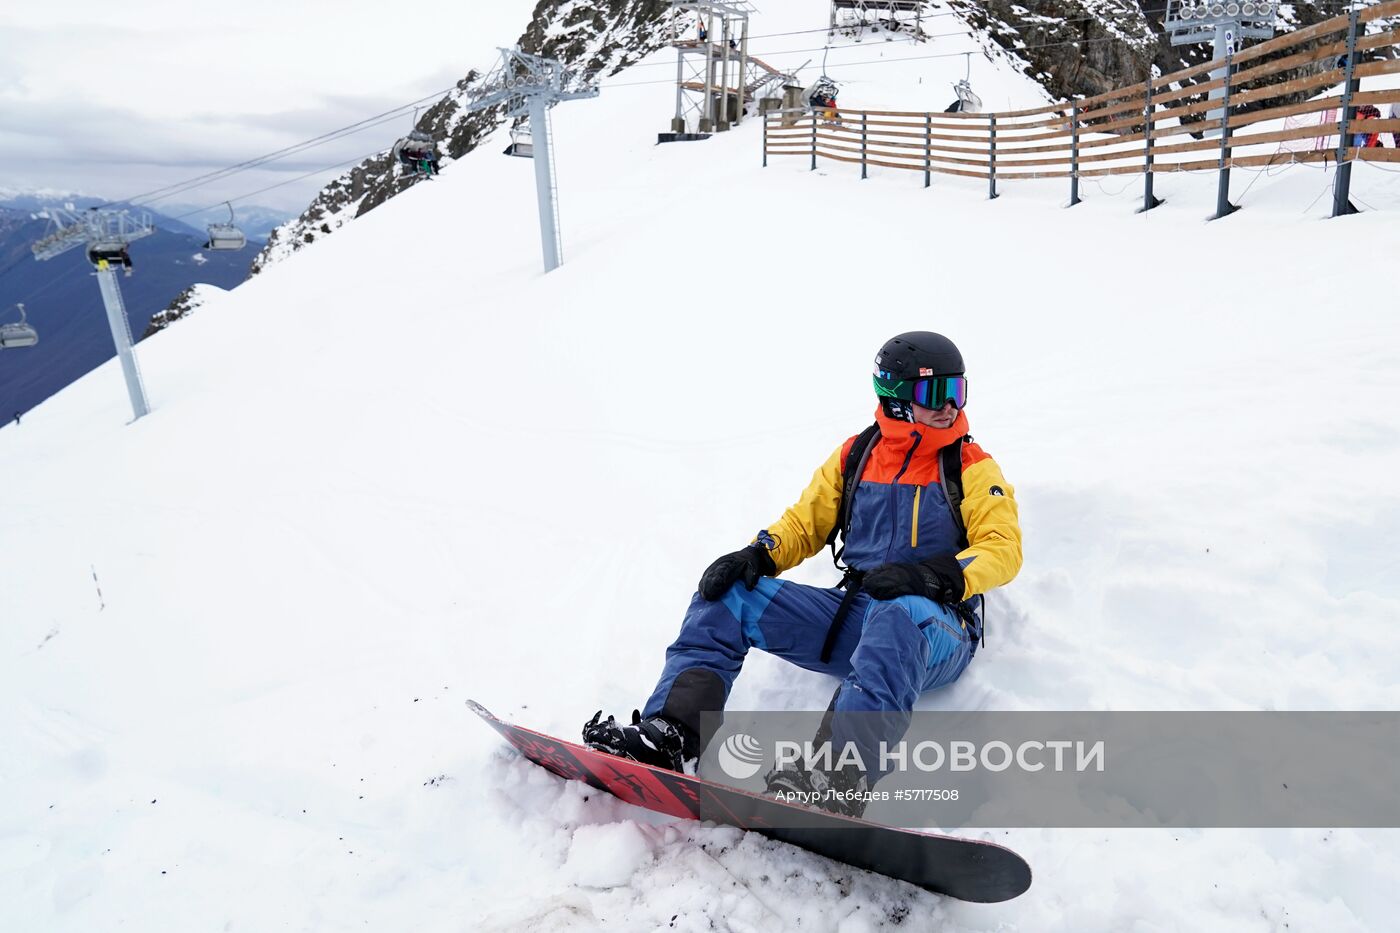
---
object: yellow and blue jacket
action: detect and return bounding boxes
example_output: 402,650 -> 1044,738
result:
760,407 -> 1022,601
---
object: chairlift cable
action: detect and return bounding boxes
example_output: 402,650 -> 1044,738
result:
168,148 -> 390,222
99,88 -> 456,209
602,34 -> 1133,88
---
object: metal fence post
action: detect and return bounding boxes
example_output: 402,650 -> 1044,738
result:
1212,51 -> 1238,220
1141,75 -> 1164,212
1332,7 -> 1361,218
924,112 -> 932,188
1069,101 -> 1081,206
988,113 -> 999,200
810,111 -> 817,171
861,112 -> 868,180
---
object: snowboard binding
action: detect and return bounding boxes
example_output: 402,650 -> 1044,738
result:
765,761 -> 870,818
582,709 -> 691,773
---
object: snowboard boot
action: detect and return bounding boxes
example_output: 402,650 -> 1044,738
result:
583,710 -> 694,773
764,761 -> 870,819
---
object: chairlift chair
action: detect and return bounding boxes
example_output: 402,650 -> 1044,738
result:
946,54 -> 983,114
204,202 -> 247,251
86,239 -> 133,275
394,128 -> 440,178
0,304 -> 38,349
805,48 -> 841,116
951,79 -> 983,113
503,123 -> 534,158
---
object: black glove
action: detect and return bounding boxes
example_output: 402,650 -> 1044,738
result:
861,554 -> 965,603
698,545 -> 777,601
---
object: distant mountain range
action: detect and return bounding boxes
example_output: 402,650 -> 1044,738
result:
0,194 -> 281,420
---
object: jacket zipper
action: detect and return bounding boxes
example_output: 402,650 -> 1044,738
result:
892,431 -> 922,482
911,487 -> 921,548
889,431 -> 921,561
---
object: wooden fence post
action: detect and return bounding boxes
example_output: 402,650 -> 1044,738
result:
810,111 -> 817,171
762,112 -> 768,168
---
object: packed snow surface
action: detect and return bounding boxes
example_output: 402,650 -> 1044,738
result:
3,2 -> 1399,930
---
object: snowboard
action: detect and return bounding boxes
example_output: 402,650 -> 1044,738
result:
470,700 -> 1032,903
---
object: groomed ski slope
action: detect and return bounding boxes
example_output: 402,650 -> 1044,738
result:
4,2 -> 1400,930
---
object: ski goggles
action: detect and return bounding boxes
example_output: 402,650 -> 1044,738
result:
873,369 -> 967,410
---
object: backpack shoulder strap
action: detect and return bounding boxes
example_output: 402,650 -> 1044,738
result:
938,434 -> 969,550
827,423 -> 880,567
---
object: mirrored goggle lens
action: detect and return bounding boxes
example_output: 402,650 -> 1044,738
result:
873,373 -> 967,409
912,375 -> 966,409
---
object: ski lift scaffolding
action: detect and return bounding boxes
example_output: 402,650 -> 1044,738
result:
0,303 -> 38,350
204,202 -> 246,251
829,0 -> 927,42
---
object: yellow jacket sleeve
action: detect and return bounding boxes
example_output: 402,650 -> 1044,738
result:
956,456 -> 1023,599
759,444 -> 846,574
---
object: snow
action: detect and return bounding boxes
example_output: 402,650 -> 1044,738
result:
3,2 -> 1400,930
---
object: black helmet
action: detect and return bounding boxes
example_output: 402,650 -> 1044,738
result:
873,332 -> 966,421
874,332 -> 963,380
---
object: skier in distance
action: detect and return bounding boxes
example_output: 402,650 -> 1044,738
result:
584,332 -> 1023,815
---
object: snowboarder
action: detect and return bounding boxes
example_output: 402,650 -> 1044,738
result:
585,332 -> 1022,815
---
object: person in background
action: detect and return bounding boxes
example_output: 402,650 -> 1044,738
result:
1352,104 -> 1384,148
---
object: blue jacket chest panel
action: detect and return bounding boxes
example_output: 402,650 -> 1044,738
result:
842,480 -> 962,570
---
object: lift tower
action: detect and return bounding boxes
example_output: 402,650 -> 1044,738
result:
31,208 -> 155,422
670,1 -> 756,135
463,47 -> 599,274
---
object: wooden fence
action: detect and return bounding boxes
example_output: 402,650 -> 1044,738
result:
763,1 -> 1400,217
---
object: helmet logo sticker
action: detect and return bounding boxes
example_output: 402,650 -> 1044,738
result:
919,367 -> 934,376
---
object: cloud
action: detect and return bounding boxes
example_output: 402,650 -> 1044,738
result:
0,1 -> 532,212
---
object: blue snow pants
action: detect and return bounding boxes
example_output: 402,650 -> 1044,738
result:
642,577 -> 977,776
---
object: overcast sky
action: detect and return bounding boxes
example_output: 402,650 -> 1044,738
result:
0,1 -> 539,216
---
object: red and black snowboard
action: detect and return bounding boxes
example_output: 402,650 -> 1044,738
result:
470,700 -> 1031,903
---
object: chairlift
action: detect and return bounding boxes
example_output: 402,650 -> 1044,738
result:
804,46 -> 841,117
945,54 -> 983,114
86,240 -> 133,275
393,112 -> 440,178
503,122 -> 534,158
204,202 -> 247,251
0,303 -> 38,350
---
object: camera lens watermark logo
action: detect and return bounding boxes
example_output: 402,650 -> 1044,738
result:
717,732 -> 765,779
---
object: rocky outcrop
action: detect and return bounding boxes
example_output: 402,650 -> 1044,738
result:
947,0 -> 1159,99
947,1 -> 1393,115
251,0 -> 672,276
